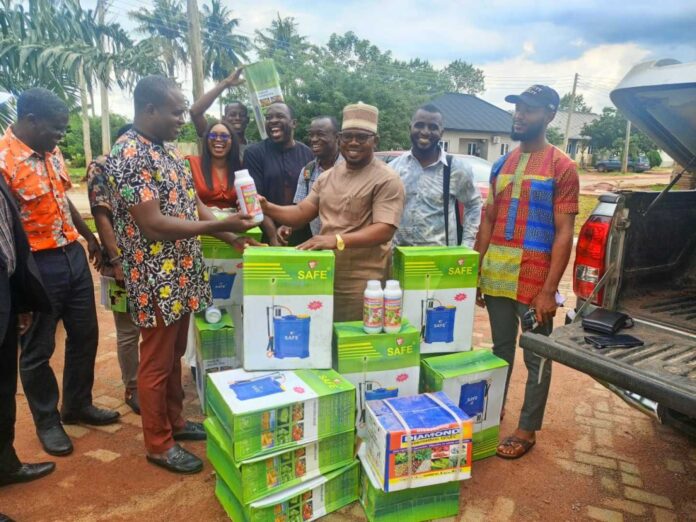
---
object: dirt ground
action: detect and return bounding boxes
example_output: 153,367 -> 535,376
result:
1,236 -> 695,521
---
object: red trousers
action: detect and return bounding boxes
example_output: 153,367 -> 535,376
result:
138,313 -> 190,454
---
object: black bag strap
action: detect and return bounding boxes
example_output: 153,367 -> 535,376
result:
443,154 -> 461,246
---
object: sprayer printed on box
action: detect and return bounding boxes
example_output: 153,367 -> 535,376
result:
420,350 -> 508,461
333,322 -> 420,428
393,247 -> 478,354
205,416 -> 355,505
364,392 -> 472,492
206,368 -> 355,463
215,461 -> 359,522
358,446 -> 460,522
243,248 -> 334,370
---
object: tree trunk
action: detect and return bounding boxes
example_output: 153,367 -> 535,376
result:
97,0 -> 111,156
79,68 -> 93,167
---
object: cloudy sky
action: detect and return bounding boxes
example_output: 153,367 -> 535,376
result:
91,0 -> 696,118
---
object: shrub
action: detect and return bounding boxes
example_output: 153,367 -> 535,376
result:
646,149 -> 662,168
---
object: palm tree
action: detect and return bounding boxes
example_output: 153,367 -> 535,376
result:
255,13 -> 308,60
129,0 -> 188,78
201,0 -> 250,82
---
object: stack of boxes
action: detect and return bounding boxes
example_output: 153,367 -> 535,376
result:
205,368 -> 359,521
200,244 -> 507,520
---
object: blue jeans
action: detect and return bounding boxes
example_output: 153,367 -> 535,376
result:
20,242 -> 98,430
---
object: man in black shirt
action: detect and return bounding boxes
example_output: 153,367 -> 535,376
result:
243,102 -> 313,245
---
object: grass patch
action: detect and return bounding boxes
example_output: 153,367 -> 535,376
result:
68,166 -> 85,183
648,184 -> 667,191
576,194 -> 598,236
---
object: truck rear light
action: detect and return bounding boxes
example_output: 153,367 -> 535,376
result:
574,215 -> 612,304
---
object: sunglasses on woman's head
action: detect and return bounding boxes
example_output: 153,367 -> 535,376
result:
208,132 -> 231,142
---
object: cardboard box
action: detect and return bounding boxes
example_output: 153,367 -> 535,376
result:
358,450 -> 460,522
393,247 -> 478,354
206,369 -> 355,463
420,350 -> 508,461
242,247 -> 334,370
333,321 -> 420,428
201,225 -> 262,307
205,416 -> 355,504
99,276 -> 128,313
214,461 -> 359,522
363,392 -> 472,492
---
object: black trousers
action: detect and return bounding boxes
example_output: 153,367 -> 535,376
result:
20,242 -> 98,430
0,267 -> 21,473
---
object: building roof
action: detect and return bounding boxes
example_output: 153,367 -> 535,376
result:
429,93 -> 513,134
549,110 -> 599,140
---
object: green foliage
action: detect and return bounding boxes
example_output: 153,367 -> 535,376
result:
581,107 -> 657,157
560,93 -> 592,113
646,149 -> 662,168
546,127 -> 564,146
61,112 -> 129,167
443,60 -> 485,95
201,0 -> 250,82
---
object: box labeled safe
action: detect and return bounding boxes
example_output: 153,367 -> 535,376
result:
206,368 -> 355,462
215,460 -> 358,522
358,448 -> 460,522
333,321 -> 420,427
205,416 -> 355,504
242,247 -> 334,370
393,246 -> 478,353
363,392 -> 472,492
420,350 -> 508,460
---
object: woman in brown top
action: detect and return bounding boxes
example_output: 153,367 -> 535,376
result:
187,120 -> 241,209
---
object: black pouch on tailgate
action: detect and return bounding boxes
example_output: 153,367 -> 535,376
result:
582,308 -> 634,335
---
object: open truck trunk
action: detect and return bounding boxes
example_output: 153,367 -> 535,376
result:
520,59 -> 696,426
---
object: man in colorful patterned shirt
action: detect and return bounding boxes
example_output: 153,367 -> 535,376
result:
477,85 -> 578,459
0,88 -> 119,458
392,104 -> 482,247
107,75 -> 257,474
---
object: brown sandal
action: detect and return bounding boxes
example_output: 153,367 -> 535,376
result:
496,436 -> 536,459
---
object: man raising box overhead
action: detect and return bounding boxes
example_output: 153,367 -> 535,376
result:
260,103 -> 405,321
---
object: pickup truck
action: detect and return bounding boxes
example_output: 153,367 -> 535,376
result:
521,58 -> 696,436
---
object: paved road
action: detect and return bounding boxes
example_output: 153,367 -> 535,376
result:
1,246 -> 694,521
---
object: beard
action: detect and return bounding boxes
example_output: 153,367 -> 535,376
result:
511,120 -> 545,142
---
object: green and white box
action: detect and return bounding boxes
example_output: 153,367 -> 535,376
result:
358,451 -> 460,522
333,321 -> 420,428
205,416 -> 355,504
206,368 -> 355,462
215,461 -> 359,522
393,246 -> 478,354
242,247 -> 334,370
420,350 -> 508,461
194,309 -> 238,413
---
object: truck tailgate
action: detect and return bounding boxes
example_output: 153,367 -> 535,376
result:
520,321 -> 696,417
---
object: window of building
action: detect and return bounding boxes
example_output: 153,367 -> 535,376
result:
441,140 -> 449,152
467,143 -> 477,156
500,143 -> 509,155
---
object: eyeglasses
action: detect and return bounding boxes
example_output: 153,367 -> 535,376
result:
339,132 -> 375,144
207,132 -> 232,142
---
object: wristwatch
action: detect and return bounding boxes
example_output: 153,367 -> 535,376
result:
335,234 -> 345,251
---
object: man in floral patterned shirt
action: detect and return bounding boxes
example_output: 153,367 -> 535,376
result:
107,75 -> 257,474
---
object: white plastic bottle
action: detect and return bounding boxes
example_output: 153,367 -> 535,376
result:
363,280 -> 384,334
234,169 -> 264,224
205,305 -> 222,324
383,280 -> 403,333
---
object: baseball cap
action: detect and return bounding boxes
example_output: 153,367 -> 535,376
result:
505,85 -> 560,111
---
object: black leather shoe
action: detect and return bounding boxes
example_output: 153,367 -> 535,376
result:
37,425 -> 73,456
0,512 -> 16,522
146,444 -> 203,474
125,390 -> 140,415
173,420 -> 206,441
62,405 -> 120,426
0,462 -> 55,487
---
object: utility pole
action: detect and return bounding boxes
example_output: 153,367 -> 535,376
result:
97,0 -> 111,155
78,67 -> 93,167
187,0 -> 205,102
562,72 -> 579,155
621,120 -> 632,173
